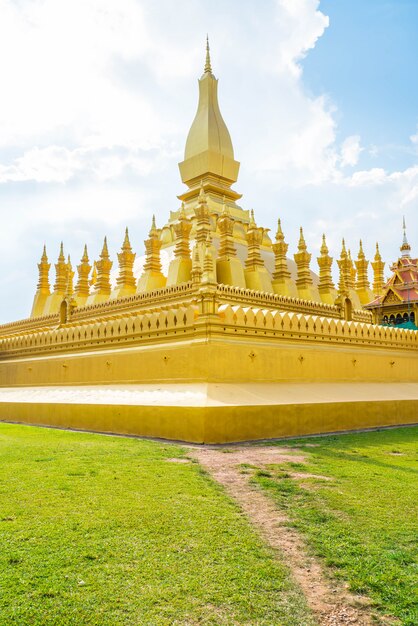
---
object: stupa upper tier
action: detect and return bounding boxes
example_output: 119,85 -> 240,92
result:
177,38 -> 242,212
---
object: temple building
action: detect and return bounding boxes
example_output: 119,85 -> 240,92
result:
0,41 -> 417,443
365,220 -> 418,329
27,39 -> 378,319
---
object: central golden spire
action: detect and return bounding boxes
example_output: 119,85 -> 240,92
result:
178,38 -> 240,207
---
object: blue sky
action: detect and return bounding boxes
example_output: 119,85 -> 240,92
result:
0,0 -> 417,323
303,0 -> 418,171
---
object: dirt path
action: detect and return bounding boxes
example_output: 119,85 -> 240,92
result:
190,446 -> 381,626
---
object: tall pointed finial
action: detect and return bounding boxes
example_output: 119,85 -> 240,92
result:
122,227 -> 132,251
320,233 -> 329,255
401,216 -> 411,257
298,227 -> 307,251
317,233 -> 335,299
65,255 -> 74,297
204,35 -> 212,74
81,244 -> 89,262
101,236 -> 109,258
113,226 -> 136,297
179,201 -> 187,220
149,214 -> 158,237
191,245 -> 202,286
75,245 -> 91,299
372,242 -> 385,297
95,238 -> 112,296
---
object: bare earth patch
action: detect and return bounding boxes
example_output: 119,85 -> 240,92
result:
191,446 -> 389,626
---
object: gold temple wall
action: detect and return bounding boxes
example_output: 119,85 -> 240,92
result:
1,301 -> 417,442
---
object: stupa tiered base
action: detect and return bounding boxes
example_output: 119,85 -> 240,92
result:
0,382 -> 417,444
1,288 -> 417,442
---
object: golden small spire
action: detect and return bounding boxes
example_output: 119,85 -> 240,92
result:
218,199 -> 236,260
179,201 -> 187,221
173,205 -> 192,260
95,237 -> 113,296
275,218 -> 284,241
149,214 -> 158,237
75,245 -> 91,298
204,35 -> 212,74
191,246 -> 202,280
347,249 -> 356,288
355,239 -> 370,297
294,227 -> 313,290
101,236 -> 109,258
202,235 -> 216,285
195,184 -> 211,244
115,228 -> 136,294
65,255 -> 74,297
298,227 -> 307,251
81,244 -> 89,263
272,218 -> 290,281
122,227 -> 130,251
372,242 -> 385,297
142,215 -> 163,274
320,233 -> 329,255
36,245 -> 51,293
317,233 -> 334,295
54,243 -> 67,294
245,211 -> 264,270
58,241 -> 65,262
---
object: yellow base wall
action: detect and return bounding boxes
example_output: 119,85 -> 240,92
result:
1,337 -> 418,387
1,397 -> 417,444
1,301 -> 418,443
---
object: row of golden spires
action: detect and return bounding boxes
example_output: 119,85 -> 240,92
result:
32,186 -> 386,316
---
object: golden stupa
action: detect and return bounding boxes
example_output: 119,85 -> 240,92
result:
0,41 -> 417,443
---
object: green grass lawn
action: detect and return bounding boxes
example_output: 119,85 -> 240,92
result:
254,426 -> 418,626
0,423 -> 314,626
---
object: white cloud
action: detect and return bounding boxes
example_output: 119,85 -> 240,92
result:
0,145 -> 169,184
340,135 -> 363,167
274,0 -> 330,76
348,168 -> 387,186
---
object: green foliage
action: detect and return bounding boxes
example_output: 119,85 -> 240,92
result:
255,427 -> 418,626
0,424 -> 314,626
